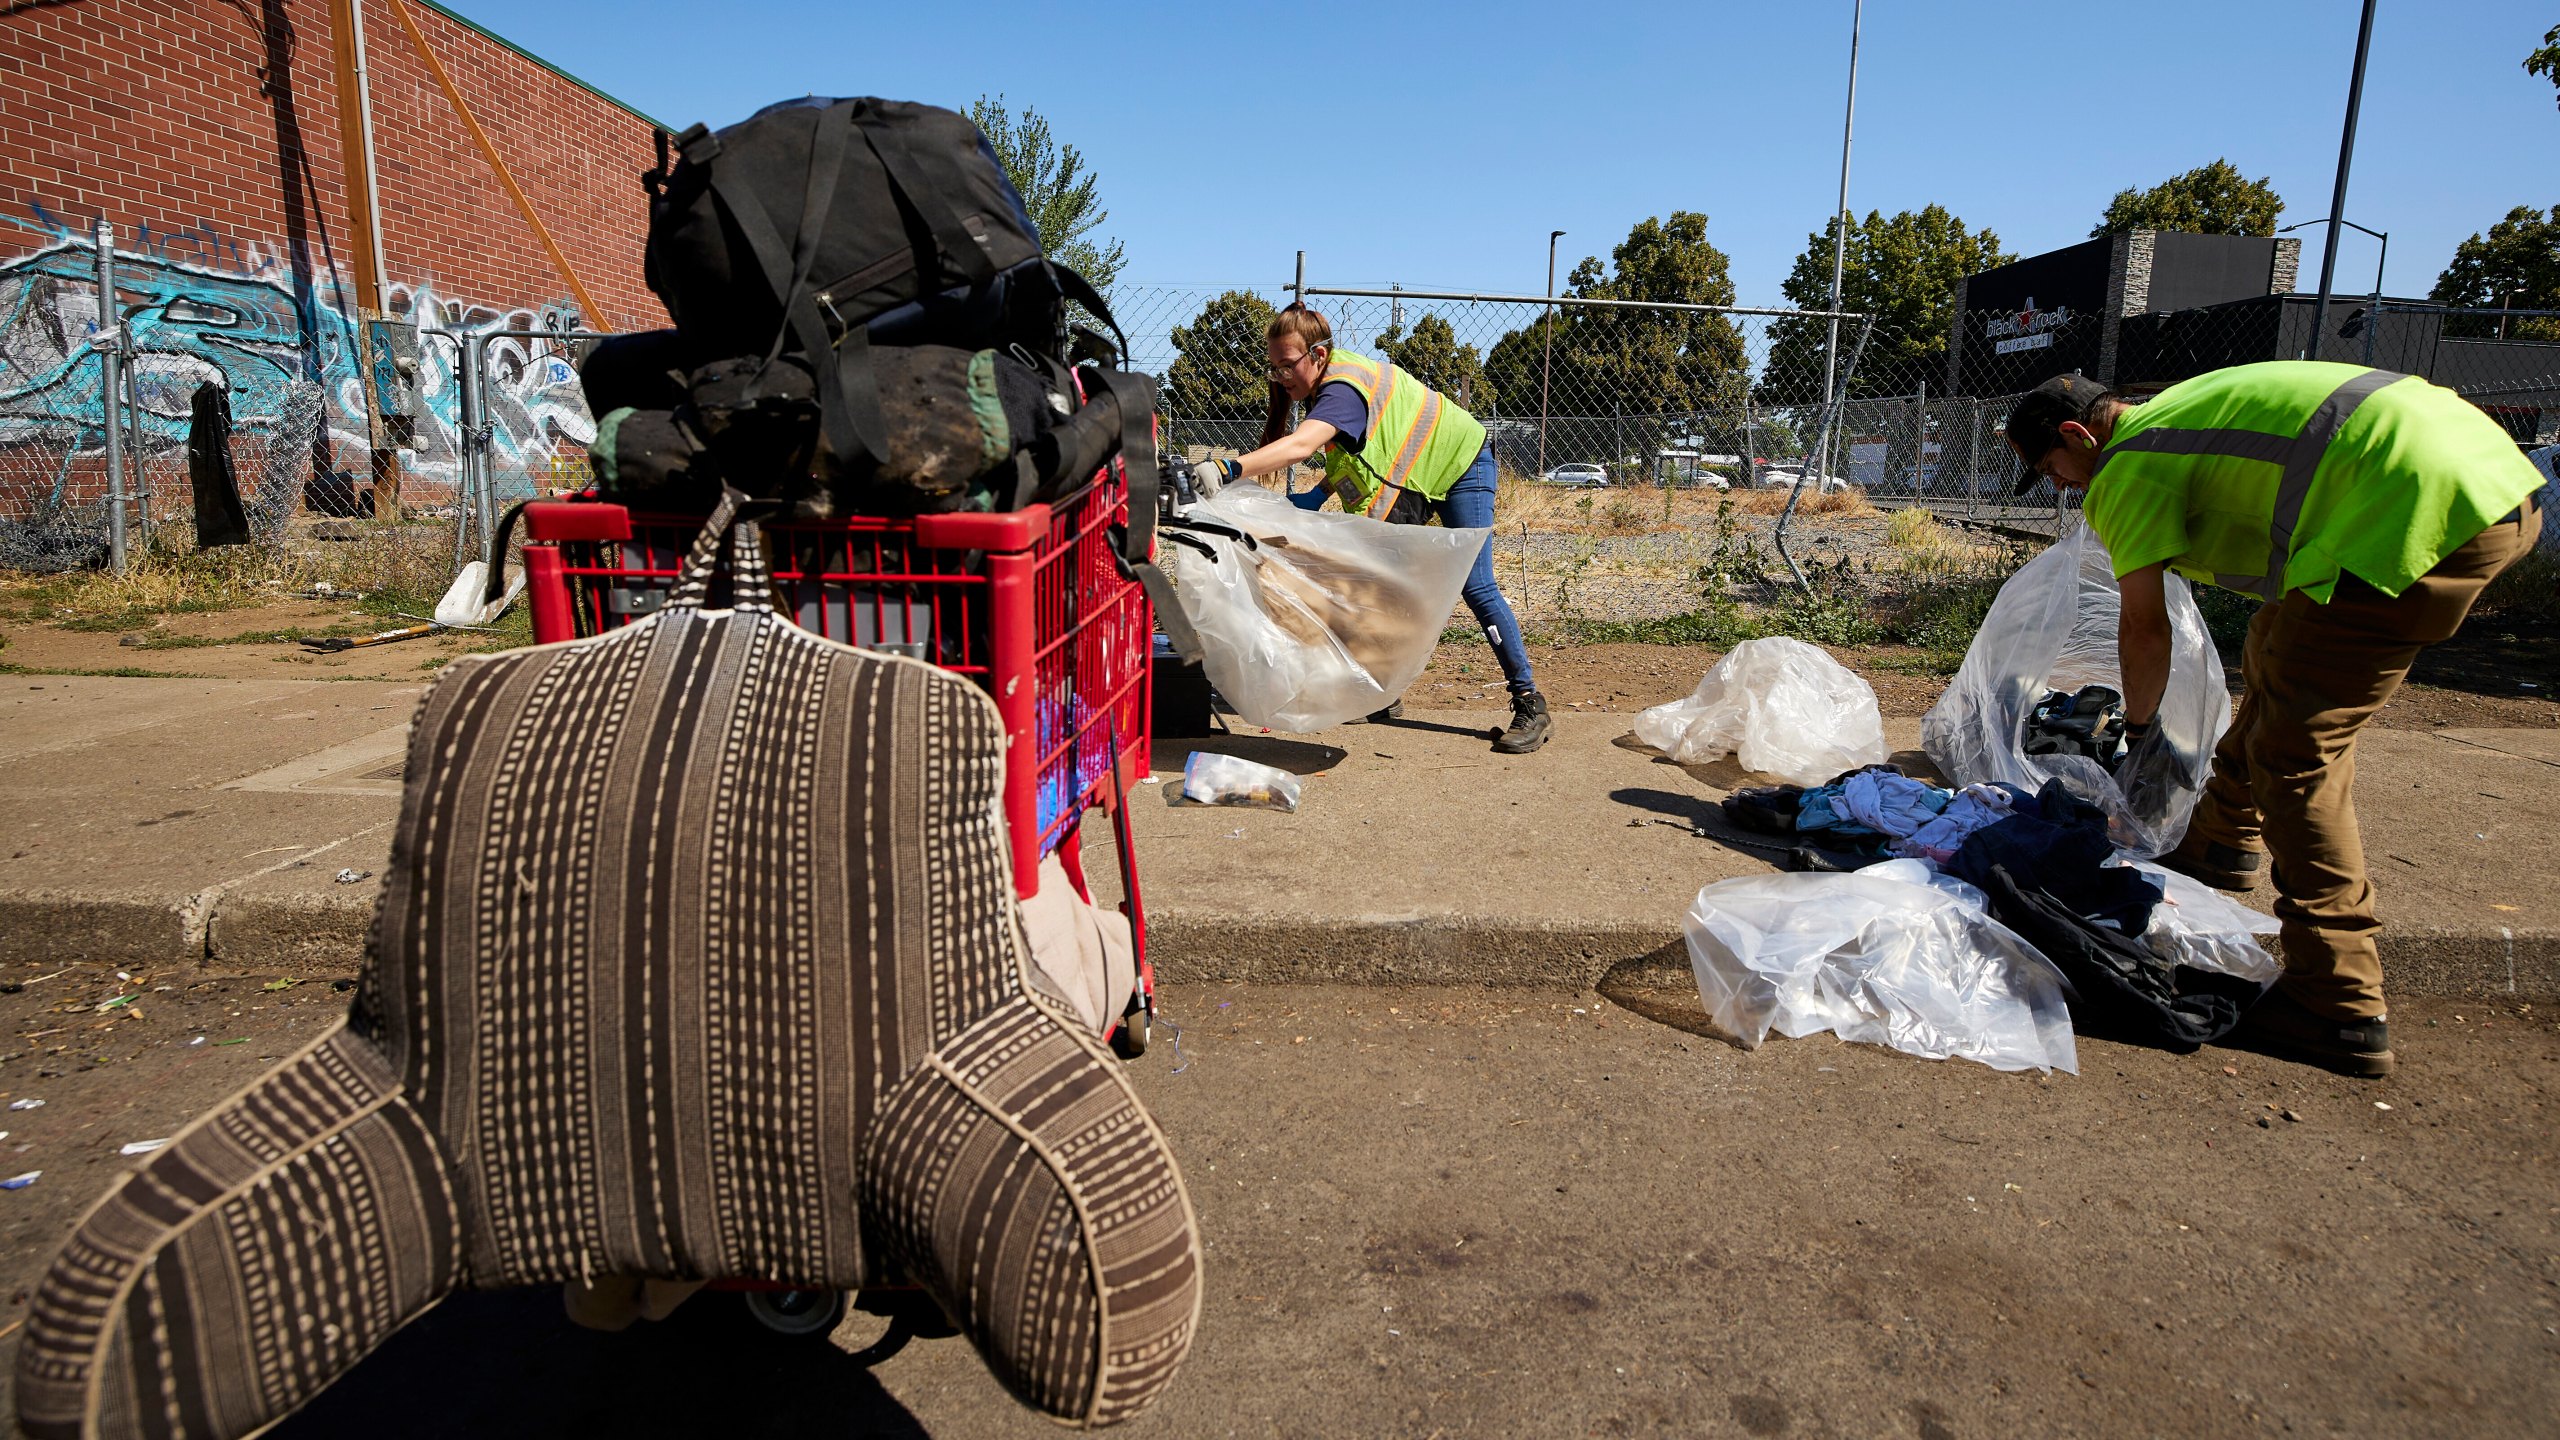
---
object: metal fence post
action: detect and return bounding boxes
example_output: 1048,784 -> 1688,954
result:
1966,398 -> 1980,519
94,221 -> 128,575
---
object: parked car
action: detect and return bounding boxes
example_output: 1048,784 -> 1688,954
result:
1542,463 -> 1609,488
1753,466 -> 1856,494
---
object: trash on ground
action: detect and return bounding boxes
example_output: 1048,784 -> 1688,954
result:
1683,859 -> 2077,1074
9,1098 -> 44,1111
93,994 -> 134,1013
433,559 -> 526,629
2,1171 -> 39,1190
1921,524 -> 2230,858
1632,636 -> 1887,786
1164,483 -> 1488,731
334,868 -> 372,884
118,1139 -> 169,1156
2374,1101 -> 2394,1111
1180,752 -> 1303,812
261,978 -> 301,992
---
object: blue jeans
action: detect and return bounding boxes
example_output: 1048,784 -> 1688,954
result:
1427,446 -> 1537,695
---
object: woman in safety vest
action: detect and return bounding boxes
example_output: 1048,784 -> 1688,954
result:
2009,362 -> 2544,1078
1189,303 -> 1552,755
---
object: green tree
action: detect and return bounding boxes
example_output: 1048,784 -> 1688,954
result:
2429,204 -> 2560,340
1162,290 -> 1276,447
1763,205 -> 2013,403
2089,159 -> 2283,238
1480,211 -> 1747,443
2527,24 -> 2560,110
969,94 -> 1125,292
1374,312 -> 1487,407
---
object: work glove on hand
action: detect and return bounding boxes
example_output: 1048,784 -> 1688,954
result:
1187,458 -> 1240,497
2114,719 -> 2194,834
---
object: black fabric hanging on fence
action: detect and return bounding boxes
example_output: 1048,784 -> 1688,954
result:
187,382 -> 251,548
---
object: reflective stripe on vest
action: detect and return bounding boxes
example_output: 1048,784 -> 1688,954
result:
2092,368 -> 2413,599
1317,351 -> 1448,518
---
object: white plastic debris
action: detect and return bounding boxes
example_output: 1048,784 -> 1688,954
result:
433,559 -> 526,628
8,1098 -> 44,1112
1632,637 -> 1888,786
2126,859 -> 2282,984
334,868 -> 372,885
1,1171 -> 38,1190
119,1139 -> 170,1156
1683,859 -> 2077,1074
1180,752 -> 1303,812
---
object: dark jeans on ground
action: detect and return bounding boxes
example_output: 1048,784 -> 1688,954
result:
1422,445 -> 1537,695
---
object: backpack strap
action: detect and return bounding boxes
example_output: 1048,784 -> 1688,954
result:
850,107 -> 1000,287
684,105 -> 892,473
1081,369 -> 1199,662
1050,263 -> 1130,364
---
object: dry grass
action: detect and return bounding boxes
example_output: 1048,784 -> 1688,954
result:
0,520 -> 474,630
1726,485 -> 1877,518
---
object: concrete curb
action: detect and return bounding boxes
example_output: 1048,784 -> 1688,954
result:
12,890 -> 2556,1000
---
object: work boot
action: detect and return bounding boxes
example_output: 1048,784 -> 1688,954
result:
1492,691 -> 1552,755
1349,699 -> 1405,724
2234,987 -> 2395,1079
2156,831 -> 2265,893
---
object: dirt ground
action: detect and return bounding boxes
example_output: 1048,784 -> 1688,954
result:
1,964 -> 2553,1438
0,595 -> 519,681
1419,621 -> 2560,730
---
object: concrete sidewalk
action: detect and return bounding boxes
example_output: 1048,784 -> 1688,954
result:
5,673 -> 2556,996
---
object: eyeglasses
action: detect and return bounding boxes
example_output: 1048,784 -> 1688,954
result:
1265,348 -> 1321,381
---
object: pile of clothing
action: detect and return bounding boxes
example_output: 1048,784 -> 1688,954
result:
1705,764 -> 2271,1056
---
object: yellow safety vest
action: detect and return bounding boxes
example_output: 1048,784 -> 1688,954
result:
1312,349 -> 1489,518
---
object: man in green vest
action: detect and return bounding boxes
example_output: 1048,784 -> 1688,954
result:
2008,362 -> 2544,1077
1189,303 -> 1552,754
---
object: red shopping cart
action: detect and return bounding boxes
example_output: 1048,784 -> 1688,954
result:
516,445 -> 1160,1059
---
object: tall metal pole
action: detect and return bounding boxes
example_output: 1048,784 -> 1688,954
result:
1821,0 -> 1862,474
1292,249 -> 1304,299
95,221 -> 127,575
330,0 -> 395,515
2309,0 -> 2379,360
1537,229 -> 1563,480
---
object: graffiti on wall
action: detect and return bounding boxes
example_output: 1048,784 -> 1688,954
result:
0,202 -> 598,501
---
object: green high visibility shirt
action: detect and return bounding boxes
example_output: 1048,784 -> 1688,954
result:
2084,361 -> 2543,601
1313,349 -> 1489,518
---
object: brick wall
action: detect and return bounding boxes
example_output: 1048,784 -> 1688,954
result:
0,0 -> 669,502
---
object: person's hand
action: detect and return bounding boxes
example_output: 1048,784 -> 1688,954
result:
1187,458 -> 1240,497
2115,719 -> 2194,832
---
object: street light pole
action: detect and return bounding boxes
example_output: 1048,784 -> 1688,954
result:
1821,0 -> 1862,470
1537,229 -> 1564,481
2309,0 -> 2380,359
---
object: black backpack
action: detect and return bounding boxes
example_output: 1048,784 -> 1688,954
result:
643,95 -> 1124,478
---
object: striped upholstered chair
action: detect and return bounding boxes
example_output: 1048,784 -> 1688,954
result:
14,497 -> 1200,1438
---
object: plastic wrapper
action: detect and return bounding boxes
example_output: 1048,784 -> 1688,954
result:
2125,859 -> 2282,985
1632,637 -> 1888,786
1180,751 -> 1302,812
1682,860 -> 2079,1074
1165,484 -> 1488,732
1920,523 -> 2231,858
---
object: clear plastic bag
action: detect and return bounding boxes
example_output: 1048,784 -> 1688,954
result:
1165,484 -> 1488,732
2124,859 -> 2281,985
1920,523 -> 2231,858
1683,859 -> 2078,1073
1179,751 -> 1303,811
1632,636 -> 1888,786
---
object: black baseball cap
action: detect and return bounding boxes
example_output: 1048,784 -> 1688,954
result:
2005,373 -> 2114,494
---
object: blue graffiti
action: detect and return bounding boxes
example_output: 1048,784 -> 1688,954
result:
1,207 -> 596,501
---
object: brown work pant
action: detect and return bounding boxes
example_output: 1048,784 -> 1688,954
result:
2191,502 -> 2543,1021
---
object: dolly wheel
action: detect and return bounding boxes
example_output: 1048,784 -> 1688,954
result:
1110,1000 -> 1151,1060
743,1287 -> 846,1337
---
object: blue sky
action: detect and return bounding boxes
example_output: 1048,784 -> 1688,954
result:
454,0 -> 2557,305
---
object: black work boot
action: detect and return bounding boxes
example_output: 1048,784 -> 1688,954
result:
2157,831 -> 2265,894
2234,987 -> 2395,1079
1492,691 -> 1552,755
1349,699 -> 1405,724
